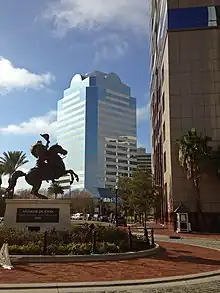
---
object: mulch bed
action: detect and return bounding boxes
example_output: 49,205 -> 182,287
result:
0,242 -> 220,284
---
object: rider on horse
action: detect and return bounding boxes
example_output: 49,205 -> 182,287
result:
6,133 -> 79,199
30,134 -> 50,170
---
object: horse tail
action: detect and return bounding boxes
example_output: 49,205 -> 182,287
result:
7,170 -> 26,191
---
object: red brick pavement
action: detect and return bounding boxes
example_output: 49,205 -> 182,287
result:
0,242 -> 220,284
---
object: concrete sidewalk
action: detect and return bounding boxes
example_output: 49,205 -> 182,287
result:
1,275 -> 220,293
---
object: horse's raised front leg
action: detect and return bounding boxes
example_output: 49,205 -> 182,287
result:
65,169 -> 79,184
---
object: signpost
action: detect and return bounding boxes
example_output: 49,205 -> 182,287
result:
16,208 -> 59,223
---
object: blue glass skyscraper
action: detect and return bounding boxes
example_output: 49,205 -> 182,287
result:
57,71 -> 136,197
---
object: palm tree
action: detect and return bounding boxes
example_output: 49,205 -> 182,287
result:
0,164 -> 4,188
177,128 -> 211,226
48,182 -> 64,199
0,151 -> 28,197
0,151 -> 28,177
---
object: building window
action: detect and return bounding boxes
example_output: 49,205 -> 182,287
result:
118,166 -> 128,171
118,159 -> 128,164
106,164 -> 116,169
106,171 -> 117,176
118,153 -> 127,158
106,150 -> 116,156
162,93 -> 165,112
130,148 -> 136,153
168,6 -> 220,30
106,144 -> 116,149
118,146 -> 127,151
106,157 -> 116,163
163,122 -> 166,142
163,152 -> 166,173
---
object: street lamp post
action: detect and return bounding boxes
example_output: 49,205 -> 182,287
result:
115,186 -> 118,227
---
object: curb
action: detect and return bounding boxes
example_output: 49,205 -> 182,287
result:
10,244 -> 160,264
0,269 -> 220,290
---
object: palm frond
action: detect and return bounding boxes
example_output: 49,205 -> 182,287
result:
0,151 -> 28,176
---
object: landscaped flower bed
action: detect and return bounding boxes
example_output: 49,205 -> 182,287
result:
0,225 -> 152,255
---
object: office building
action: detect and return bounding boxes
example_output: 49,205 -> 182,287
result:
57,71 -> 136,197
150,0 -> 220,231
136,148 -> 151,171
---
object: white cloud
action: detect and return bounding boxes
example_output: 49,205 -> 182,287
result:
137,102 -> 150,122
93,34 -> 128,62
43,0 -> 150,36
0,57 -> 55,94
0,110 -> 57,137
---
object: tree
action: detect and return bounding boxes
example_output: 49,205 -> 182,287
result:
0,151 -> 28,177
47,183 -> 64,199
0,164 -> 4,188
177,128 -> 211,226
15,188 -> 35,199
130,168 -> 157,229
117,169 -> 158,226
117,176 -> 133,216
69,191 -> 95,214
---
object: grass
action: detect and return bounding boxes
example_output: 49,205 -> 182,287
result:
71,220 -> 112,226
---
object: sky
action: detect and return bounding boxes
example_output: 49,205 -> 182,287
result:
0,0 -> 150,189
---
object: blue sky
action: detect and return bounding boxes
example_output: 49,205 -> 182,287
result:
0,0 -> 150,188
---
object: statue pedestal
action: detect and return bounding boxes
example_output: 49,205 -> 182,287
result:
4,199 -> 72,232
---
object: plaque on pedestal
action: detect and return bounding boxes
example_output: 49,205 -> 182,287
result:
4,199 -> 71,232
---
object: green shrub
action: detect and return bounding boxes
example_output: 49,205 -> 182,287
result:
1,225 -> 149,255
70,243 -> 92,255
9,244 -> 41,255
95,225 -> 128,245
9,242 -> 121,255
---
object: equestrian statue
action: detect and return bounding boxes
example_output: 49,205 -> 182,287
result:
5,134 -> 79,199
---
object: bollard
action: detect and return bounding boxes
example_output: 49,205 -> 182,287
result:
92,230 -> 96,254
151,228 -> 155,246
144,228 -> 150,247
43,231 -> 48,255
128,226 -> 132,250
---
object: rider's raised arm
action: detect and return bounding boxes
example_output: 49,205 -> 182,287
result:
45,140 -> 50,150
40,133 -> 50,149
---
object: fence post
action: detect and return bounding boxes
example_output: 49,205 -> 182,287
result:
92,230 -> 96,254
144,228 -> 150,247
128,226 -> 132,250
151,228 -> 155,246
43,231 -> 48,255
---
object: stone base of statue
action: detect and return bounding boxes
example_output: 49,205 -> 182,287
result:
4,199 -> 72,232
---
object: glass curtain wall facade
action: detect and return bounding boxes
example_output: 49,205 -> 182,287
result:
57,74 -> 87,191
57,71 -> 136,196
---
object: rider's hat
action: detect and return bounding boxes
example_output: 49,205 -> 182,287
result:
40,134 -> 50,142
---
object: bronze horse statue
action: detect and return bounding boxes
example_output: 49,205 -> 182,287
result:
6,137 -> 79,199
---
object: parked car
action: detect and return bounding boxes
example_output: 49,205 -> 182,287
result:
92,214 -> 99,221
71,213 -> 83,220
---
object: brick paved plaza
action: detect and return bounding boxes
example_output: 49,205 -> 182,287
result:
0,234 -> 220,292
